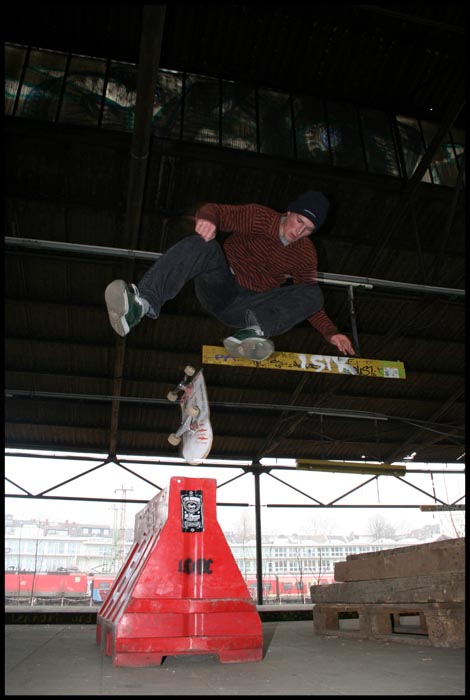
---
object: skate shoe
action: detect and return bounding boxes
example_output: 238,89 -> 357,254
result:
223,327 -> 275,362
105,280 -> 145,337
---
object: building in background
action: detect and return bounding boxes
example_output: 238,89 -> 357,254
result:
4,514 -> 446,606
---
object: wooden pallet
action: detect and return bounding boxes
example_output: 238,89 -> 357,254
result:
202,346 -> 406,378
313,602 -> 465,648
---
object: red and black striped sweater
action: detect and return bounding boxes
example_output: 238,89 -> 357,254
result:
196,202 -> 339,342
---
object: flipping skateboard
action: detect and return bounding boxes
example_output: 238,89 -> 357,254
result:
167,366 -> 213,465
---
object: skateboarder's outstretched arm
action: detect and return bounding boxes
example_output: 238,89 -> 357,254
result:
329,333 -> 355,356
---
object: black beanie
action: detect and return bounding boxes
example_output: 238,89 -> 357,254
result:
287,190 -> 330,230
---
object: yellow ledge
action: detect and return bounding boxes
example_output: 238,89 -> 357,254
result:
202,346 -> 406,379
296,459 -> 406,476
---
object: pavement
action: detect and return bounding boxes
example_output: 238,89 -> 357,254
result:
5,619 -> 465,696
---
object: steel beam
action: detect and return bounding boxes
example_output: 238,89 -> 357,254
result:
5,237 -> 465,298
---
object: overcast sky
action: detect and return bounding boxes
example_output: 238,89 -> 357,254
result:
4,452 -> 465,539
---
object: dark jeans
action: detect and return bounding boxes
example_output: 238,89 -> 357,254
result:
137,235 -> 324,337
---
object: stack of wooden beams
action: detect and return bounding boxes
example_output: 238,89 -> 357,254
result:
310,537 -> 465,647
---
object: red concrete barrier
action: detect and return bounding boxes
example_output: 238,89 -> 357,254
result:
96,476 -> 263,666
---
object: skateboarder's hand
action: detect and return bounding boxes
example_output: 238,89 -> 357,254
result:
195,218 -> 217,242
330,333 -> 355,356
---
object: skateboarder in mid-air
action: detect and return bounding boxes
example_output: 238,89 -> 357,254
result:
105,190 -> 355,361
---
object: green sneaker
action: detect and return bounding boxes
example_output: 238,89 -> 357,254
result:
105,280 -> 145,337
223,328 -> 275,361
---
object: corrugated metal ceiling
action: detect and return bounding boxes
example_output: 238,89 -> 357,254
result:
5,5 -> 465,466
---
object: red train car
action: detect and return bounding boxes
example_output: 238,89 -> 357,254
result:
244,573 -> 335,602
5,571 -> 334,604
89,574 -> 115,603
5,571 -> 89,599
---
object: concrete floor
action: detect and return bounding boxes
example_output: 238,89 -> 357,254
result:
5,620 -> 465,696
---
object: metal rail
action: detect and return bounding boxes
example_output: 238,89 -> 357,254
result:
4,236 -> 465,298
6,389 -> 465,439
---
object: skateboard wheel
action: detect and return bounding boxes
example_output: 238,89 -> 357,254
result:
167,391 -> 178,402
168,433 -> 181,446
184,365 -> 196,377
188,405 -> 200,417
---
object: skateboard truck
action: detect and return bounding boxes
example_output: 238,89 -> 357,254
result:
167,366 -> 198,446
167,365 -> 196,403
168,409 -> 200,447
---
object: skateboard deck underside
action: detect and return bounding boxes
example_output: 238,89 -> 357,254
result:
180,372 -> 213,465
